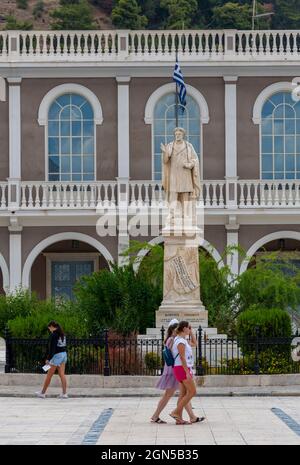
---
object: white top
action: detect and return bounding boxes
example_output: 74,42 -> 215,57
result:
172,336 -> 194,368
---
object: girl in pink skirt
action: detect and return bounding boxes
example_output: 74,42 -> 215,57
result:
150,319 -> 201,424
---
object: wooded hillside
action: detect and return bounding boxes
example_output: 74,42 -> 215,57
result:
0,1 -> 299,31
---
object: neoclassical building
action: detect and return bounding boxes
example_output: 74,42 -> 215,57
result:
0,29 -> 300,299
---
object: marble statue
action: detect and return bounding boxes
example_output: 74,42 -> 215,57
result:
161,127 -> 201,229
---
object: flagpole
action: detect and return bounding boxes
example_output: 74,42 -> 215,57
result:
175,50 -> 179,127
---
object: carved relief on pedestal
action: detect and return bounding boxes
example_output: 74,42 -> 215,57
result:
163,245 -> 201,303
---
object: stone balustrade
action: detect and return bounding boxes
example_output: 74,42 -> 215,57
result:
0,179 -> 298,211
1,30 -> 300,63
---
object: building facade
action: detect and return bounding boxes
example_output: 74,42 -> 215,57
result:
0,29 -> 300,299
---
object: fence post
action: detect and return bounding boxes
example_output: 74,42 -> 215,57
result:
4,326 -> 12,374
196,325 -> 204,376
103,329 -> 110,376
254,326 -> 260,375
160,326 -> 165,375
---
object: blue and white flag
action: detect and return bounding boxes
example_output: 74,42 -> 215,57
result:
173,60 -> 186,108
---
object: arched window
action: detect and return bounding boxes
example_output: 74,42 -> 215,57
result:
261,91 -> 300,180
153,93 -> 201,180
48,93 -> 95,181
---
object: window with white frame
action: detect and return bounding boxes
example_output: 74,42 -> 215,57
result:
48,93 -> 95,181
261,91 -> 300,180
153,93 -> 201,180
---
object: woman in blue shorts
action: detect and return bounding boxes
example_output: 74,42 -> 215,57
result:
35,321 -> 68,399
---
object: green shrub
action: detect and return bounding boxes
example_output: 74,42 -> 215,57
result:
7,299 -> 87,339
222,350 -> 296,375
0,289 -> 38,336
237,306 -> 292,340
74,264 -> 159,335
237,306 -> 292,361
144,352 -> 161,371
221,358 -> 253,375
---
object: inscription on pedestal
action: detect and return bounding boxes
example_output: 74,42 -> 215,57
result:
171,255 -> 198,292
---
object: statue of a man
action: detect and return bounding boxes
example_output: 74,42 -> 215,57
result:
161,127 -> 201,227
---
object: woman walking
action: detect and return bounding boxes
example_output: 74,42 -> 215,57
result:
170,321 -> 204,425
35,321 -> 68,399
151,319 -> 202,425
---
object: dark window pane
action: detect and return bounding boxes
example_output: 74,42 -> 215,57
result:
48,121 -> 59,136
48,138 -> 59,155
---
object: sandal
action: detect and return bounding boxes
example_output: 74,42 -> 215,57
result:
175,419 -> 191,425
151,417 -> 167,424
191,416 -> 205,423
170,413 -> 190,425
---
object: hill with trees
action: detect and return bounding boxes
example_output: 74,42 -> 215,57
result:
0,0 -> 300,30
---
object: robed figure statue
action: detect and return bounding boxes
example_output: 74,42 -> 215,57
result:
161,127 -> 201,229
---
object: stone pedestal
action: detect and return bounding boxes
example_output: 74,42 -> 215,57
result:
156,228 -> 208,329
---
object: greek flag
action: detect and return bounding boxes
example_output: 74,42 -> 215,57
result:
173,60 -> 186,108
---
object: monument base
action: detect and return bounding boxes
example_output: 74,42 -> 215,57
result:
156,302 -> 208,329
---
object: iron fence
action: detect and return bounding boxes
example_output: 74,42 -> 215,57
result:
3,326 -> 300,376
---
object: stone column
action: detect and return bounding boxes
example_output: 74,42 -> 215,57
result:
8,219 -> 22,293
224,76 -> 238,209
226,216 -> 240,277
0,77 -> 6,102
116,76 -> 130,265
7,77 -> 22,211
117,177 -> 129,266
116,76 -> 130,179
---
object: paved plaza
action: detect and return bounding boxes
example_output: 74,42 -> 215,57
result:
0,396 -> 299,445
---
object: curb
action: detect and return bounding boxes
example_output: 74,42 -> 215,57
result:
0,391 -> 299,398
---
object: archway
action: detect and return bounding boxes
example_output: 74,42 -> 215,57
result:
0,254 -> 9,294
133,236 -> 225,272
240,230 -> 300,274
22,232 -> 115,293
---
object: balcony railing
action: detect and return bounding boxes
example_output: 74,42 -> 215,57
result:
1,30 -> 300,63
19,181 -> 117,209
0,179 -> 300,211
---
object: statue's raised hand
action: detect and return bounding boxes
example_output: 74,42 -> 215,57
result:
160,142 -> 167,153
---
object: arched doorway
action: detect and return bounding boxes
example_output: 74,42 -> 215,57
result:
22,232 -> 114,300
240,231 -> 300,274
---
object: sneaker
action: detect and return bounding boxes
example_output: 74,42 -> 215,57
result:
35,391 -> 46,399
57,393 -> 69,399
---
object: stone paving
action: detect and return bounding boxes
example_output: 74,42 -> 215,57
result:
0,396 -> 299,445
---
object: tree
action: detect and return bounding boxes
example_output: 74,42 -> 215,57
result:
211,1 -> 269,29
272,0 -> 300,29
91,0 -> 114,14
160,0 -> 198,29
74,264 -> 159,335
139,0 -> 167,29
111,0 -> 148,29
51,0 -> 95,30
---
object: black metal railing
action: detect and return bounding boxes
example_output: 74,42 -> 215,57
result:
3,326 -> 300,376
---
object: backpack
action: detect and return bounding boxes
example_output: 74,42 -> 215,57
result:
162,339 -> 180,367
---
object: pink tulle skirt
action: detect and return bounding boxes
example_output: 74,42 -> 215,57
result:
155,364 -> 179,390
